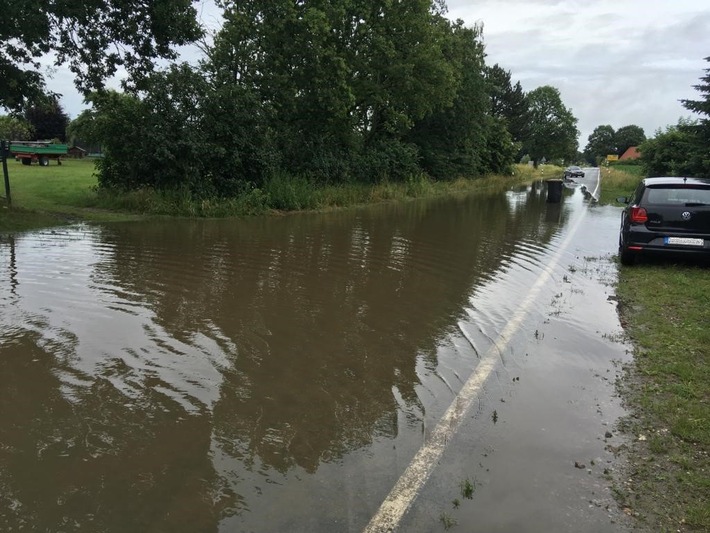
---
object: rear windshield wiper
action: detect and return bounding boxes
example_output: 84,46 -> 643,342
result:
685,202 -> 709,207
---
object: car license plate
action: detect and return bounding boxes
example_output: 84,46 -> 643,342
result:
664,236 -> 704,246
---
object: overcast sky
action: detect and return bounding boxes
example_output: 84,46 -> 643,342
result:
446,0 -> 710,146
53,0 -> 710,150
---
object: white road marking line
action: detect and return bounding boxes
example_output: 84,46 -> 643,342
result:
364,203 -> 589,533
591,168 -> 601,199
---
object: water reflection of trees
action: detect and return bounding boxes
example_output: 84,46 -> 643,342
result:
95,185 -> 567,475
0,186 -> 570,530
0,335 -> 233,532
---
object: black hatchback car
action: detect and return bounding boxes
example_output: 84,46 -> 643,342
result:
564,165 -> 585,179
617,177 -> 710,265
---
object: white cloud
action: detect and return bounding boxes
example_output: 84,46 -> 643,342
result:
447,0 -> 710,146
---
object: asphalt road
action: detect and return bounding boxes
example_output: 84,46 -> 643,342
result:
367,168 -> 637,532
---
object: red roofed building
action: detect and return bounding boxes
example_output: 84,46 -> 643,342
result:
619,146 -> 641,161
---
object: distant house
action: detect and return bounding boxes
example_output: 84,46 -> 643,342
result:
68,145 -> 87,158
619,146 -> 641,161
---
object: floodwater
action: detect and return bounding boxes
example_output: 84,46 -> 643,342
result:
0,171 -> 633,532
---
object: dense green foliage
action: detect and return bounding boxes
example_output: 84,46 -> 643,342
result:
614,125 -> 646,157
69,1 -> 583,197
638,120 -> 698,176
407,22 -> 516,179
0,116 -> 32,141
485,64 -> 530,146
85,3 -> 495,193
1,0 -> 202,111
674,55 -> 710,177
640,55 -> 710,177
583,124 -> 646,164
522,86 -> 579,164
584,125 -> 616,163
23,98 -> 69,142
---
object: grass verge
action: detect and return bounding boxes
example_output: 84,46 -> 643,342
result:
599,166 -> 644,205
1,159 -> 555,233
614,260 -> 710,531
578,163 -> 709,530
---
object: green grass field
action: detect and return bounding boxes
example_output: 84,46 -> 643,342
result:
1,157 -> 144,231
5,157 -> 98,211
599,166 -> 644,205
1,159 -> 554,232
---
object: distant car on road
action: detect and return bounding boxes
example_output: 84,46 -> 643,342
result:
563,166 -> 585,179
616,176 -> 710,265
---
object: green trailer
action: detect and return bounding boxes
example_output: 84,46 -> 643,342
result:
10,142 -> 68,166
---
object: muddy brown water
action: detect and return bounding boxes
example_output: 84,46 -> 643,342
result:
0,173 -> 634,532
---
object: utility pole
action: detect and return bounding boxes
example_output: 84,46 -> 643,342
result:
1,140 -> 11,206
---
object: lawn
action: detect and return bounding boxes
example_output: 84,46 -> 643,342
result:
1,160 -> 554,231
0,157 -> 140,231
5,157 -> 98,212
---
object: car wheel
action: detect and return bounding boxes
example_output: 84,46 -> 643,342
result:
619,245 -> 636,266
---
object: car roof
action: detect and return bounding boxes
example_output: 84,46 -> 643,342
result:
642,177 -> 710,187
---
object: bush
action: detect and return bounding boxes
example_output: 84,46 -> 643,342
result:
262,172 -> 318,211
353,138 -> 421,183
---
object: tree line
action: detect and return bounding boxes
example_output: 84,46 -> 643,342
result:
583,56 -> 710,178
1,0 -> 580,198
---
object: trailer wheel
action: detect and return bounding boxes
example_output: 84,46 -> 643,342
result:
39,156 -> 49,166
21,158 -> 31,166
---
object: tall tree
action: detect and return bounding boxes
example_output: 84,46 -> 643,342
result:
24,98 -> 70,142
0,116 -> 33,141
66,110 -> 99,148
679,56 -> 710,176
86,66 -> 211,192
583,125 -> 616,163
640,121 -> 697,177
209,0 -> 458,182
409,21 -> 515,179
522,86 -> 579,164
1,0 -> 202,110
485,64 -> 530,144
615,125 -> 646,156
681,56 -> 710,120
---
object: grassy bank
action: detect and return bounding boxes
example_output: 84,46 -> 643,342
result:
599,165 -> 644,204
0,158 -> 141,232
599,164 -> 709,530
1,159 -> 555,233
615,261 -> 710,531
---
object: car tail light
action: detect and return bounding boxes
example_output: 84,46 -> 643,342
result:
630,206 -> 648,223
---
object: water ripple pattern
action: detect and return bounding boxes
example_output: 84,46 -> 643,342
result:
0,226 -> 229,414
0,181 -> 614,532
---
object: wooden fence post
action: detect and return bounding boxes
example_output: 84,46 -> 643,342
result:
1,140 -> 11,206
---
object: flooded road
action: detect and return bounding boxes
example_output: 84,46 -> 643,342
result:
0,170 -> 633,532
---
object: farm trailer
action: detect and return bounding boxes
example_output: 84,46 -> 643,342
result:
10,142 -> 68,166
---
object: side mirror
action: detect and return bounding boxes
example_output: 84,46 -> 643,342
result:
616,196 -> 629,204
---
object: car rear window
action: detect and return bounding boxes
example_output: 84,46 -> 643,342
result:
646,186 -> 710,205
